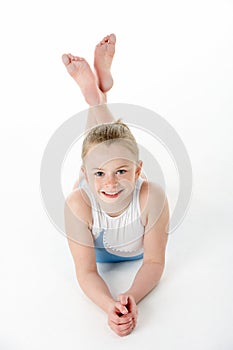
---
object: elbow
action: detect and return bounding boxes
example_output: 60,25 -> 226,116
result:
75,265 -> 97,286
143,258 -> 165,269
76,269 -> 89,288
143,260 -> 165,281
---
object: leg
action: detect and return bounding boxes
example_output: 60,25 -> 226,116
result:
62,53 -> 106,106
94,33 -> 116,93
62,39 -> 116,190
85,104 -> 115,130
62,34 -> 116,130
86,33 -> 116,127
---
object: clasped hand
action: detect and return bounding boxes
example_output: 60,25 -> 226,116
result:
107,294 -> 138,337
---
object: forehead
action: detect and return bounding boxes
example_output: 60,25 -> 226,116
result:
84,142 -> 137,169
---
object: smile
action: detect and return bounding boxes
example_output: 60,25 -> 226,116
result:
100,189 -> 123,198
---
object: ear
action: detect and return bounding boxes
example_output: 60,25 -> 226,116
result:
81,165 -> 88,182
135,160 -> 143,179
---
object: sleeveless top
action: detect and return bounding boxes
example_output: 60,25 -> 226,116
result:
78,177 -> 145,263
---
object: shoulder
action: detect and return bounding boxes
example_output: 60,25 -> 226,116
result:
65,188 -> 92,227
64,188 -> 94,248
139,180 -> 169,228
139,180 -> 167,209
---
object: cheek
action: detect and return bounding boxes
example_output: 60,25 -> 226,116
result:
93,177 -> 103,190
120,178 -> 135,191
85,174 -> 97,189
126,172 -> 137,182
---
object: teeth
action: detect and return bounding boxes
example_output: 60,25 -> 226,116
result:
101,190 -> 121,195
105,192 -> 118,195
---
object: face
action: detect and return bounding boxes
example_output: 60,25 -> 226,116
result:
82,142 -> 142,216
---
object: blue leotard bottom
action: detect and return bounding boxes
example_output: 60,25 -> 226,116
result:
94,230 -> 144,263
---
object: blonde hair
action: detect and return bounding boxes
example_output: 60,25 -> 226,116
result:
82,119 -> 139,160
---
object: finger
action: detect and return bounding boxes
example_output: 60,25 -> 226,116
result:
118,294 -> 128,306
127,296 -> 138,314
117,320 -> 134,332
110,312 -> 132,325
109,320 -> 133,335
132,316 -> 137,328
116,322 -> 134,337
131,311 -> 138,324
115,301 -> 128,315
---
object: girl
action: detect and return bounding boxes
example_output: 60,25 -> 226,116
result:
63,34 -> 169,337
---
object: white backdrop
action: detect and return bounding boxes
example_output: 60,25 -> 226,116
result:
1,1 -> 233,349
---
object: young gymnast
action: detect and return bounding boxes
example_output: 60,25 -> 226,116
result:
62,34 -> 169,337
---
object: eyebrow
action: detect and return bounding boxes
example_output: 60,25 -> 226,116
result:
92,165 -> 130,171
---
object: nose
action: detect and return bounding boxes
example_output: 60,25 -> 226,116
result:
105,173 -> 118,187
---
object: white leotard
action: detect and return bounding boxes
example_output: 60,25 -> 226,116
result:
78,177 -> 145,262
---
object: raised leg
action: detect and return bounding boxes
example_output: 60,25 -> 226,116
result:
94,33 -> 116,93
62,53 -> 106,106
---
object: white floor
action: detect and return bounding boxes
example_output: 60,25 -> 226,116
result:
1,186 -> 233,349
1,1 -> 233,349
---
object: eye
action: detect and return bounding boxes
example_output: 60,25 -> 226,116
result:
94,171 -> 104,177
116,169 -> 127,175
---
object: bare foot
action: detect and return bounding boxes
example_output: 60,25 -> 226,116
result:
62,53 -> 106,106
94,33 -> 116,93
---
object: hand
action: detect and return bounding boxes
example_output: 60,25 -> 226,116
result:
107,298 -> 135,337
117,293 -> 138,330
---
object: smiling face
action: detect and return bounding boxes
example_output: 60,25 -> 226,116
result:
82,141 -> 142,216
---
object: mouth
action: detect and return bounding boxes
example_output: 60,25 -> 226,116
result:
100,189 -> 124,199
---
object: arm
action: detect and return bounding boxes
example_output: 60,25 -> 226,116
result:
124,183 -> 169,303
65,190 -> 134,336
64,190 -> 116,313
67,239 -> 115,313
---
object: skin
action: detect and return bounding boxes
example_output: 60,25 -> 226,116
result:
63,34 -> 169,337
62,34 -> 116,105
94,33 -> 116,93
82,142 -> 143,216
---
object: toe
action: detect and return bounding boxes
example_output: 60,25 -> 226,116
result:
62,54 -> 70,66
109,33 -> 116,44
68,53 -> 75,60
